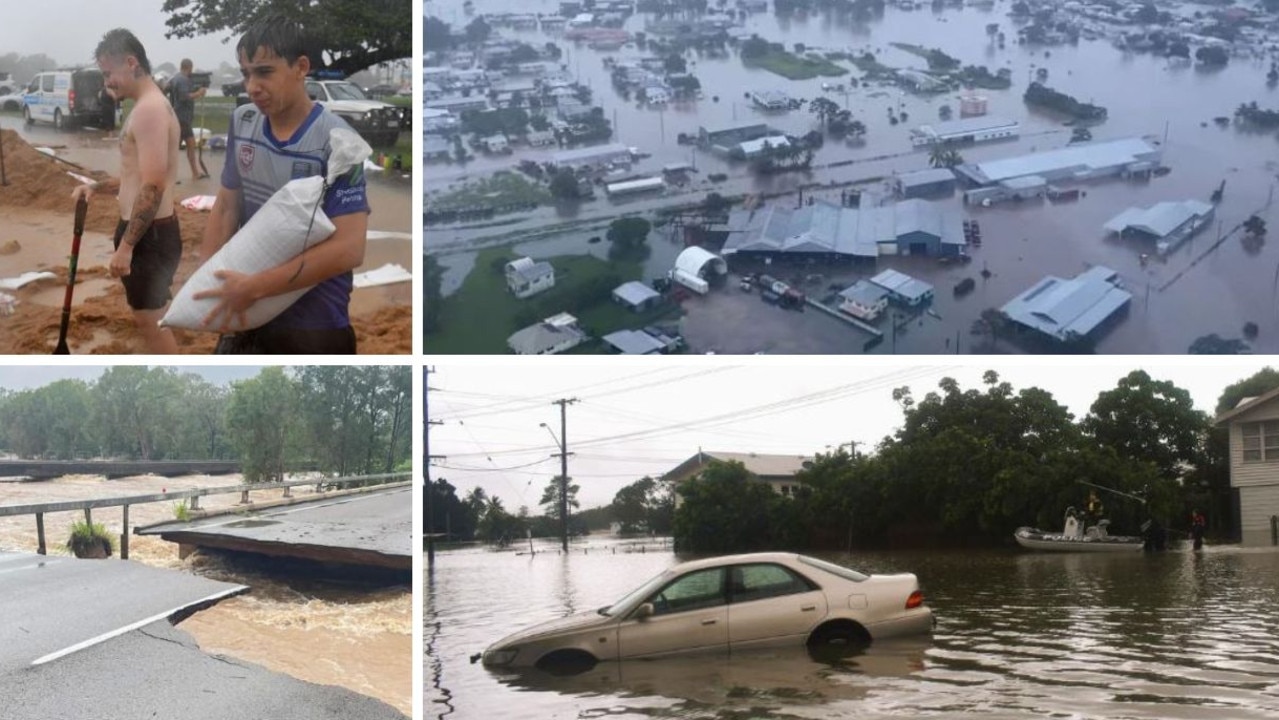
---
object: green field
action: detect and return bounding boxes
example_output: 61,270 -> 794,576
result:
746,50 -> 850,80
428,171 -> 550,211
427,246 -> 679,354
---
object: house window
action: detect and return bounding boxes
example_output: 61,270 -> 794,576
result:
1241,420 -> 1279,462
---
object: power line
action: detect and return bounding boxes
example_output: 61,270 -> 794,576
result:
432,366 -> 688,420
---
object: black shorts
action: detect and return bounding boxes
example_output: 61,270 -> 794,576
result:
214,325 -> 357,355
178,118 -> 194,142
112,215 -> 182,311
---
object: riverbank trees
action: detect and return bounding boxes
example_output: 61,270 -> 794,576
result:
0,366 -> 413,482
671,371 -> 1228,550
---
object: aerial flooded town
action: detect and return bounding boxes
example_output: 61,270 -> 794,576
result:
425,0 -> 1279,354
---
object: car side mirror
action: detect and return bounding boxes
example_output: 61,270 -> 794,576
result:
635,603 -> 654,620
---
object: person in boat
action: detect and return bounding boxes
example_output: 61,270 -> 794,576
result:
1086,491 -> 1105,527
1190,509 -> 1206,550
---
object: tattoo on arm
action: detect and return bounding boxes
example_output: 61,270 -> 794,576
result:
122,183 -> 162,248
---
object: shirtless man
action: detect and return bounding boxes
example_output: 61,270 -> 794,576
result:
72,28 -> 181,354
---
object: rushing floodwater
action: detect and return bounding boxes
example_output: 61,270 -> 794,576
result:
426,537 -> 1279,719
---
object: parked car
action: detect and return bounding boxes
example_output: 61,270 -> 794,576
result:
0,72 -> 19,97
481,552 -> 933,671
304,77 -> 401,148
22,68 -> 116,130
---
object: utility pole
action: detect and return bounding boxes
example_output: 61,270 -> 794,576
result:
551,398 -> 578,552
424,367 -> 444,569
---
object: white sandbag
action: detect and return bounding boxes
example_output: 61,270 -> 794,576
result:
161,128 -> 371,331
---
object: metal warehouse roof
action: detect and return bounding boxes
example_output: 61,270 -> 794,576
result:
1001,265 -> 1132,341
603,329 -> 666,354
912,115 -> 1018,138
722,199 -> 961,257
612,281 -> 661,307
898,168 -> 957,188
1103,200 -> 1214,238
958,137 -> 1160,185
870,268 -> 934,301
839,279 -> 890,305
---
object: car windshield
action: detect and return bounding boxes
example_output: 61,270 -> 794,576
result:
325,81 -> 368,101
798,555 -> 869,582
599,569 -> 674,616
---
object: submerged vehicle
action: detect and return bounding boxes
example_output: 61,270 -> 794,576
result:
1014,508 -> 1144,552
480,552 -> 933,671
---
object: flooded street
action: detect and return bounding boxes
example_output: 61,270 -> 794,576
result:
0,475 -> 411,715
426,537 -> 1279,719
427,0 -> 1279,352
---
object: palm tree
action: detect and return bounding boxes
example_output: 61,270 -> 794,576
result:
929,143 -> 964,168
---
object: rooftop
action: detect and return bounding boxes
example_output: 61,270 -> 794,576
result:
1103,199 -> 1215,238
602,329 -> 666,354
957,137 -> 1160,185
870,268 -> 935,300
613,280 -> 661,307
723,199 -> 962,258
911,115 -> 1018,138
551,142 -> 631,164
1001,265 -> 1132,341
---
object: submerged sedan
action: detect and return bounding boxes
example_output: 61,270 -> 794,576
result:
481,552 -> 933,670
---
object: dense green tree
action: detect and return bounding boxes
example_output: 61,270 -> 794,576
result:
1082,370 -> 1208,481
539,476 -> 581,525
162,0 -> 412,76
810,96 -> 840,129
606,217 -> 652,260
425,17 -> 453,51
611,476 -> 674,534
673,460 -> 789,552
465,16 -> 492,44
225,367 -> 299,483
549,169 -> 581,200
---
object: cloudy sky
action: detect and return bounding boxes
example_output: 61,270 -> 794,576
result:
428,359 -> 1275,510
0,366 -> 265,392
2,2 -> 249,74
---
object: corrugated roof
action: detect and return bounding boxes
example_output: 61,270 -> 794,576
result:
961,138 -> 1159,185
1103,200 -> 1214,237
1001,265 -> 1132,340
870,268 -> 934,300
722,200 -> 959,258
602,329 -> 665,354
839,280 -> 890,305
674,246 -> 726,276
699,451 -> 810,477
551,142 -> 631,164
612,281 -> 660,306
898,168 -> 956,188
912,115 -> 1018,138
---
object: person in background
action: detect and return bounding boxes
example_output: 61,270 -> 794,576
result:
170,58 -> 208,181
71,28 -> 181,354
1190,508 -> 1206,550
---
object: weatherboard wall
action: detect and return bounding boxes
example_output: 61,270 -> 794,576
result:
1222,395 -> 1279,546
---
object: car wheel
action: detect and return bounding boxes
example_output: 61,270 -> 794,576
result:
807,621 -> 870,647
23,105 -> 33,126
53,108 -> 64,131
533,650 -> 598,676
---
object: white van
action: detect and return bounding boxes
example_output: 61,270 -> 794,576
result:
22,68 -> 116,131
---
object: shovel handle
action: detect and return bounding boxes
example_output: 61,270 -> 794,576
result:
73,196 -> 88,238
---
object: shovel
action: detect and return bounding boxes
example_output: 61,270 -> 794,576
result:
53,196 -> 88,355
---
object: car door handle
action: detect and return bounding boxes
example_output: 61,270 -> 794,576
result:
800,605 -> 817,612
701,618 -> 718,625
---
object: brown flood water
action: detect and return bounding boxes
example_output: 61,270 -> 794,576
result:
0,474 -> 411,715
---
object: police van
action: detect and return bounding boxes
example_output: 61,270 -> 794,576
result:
22,68 -> 116,131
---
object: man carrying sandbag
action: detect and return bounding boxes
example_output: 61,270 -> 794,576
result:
196,15 -> 369,354
71,29 -> 182,354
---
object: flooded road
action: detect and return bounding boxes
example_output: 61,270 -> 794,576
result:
427,0 -> 1279,352
0,475 -> 411,714
426,537 -> 1279,719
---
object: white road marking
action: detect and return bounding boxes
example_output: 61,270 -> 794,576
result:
31,585 -> 248,666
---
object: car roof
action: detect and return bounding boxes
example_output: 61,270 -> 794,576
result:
667,552 -> 804,574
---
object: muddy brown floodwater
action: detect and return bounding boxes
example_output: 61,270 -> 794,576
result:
0,123 -> 412,354
427,537 -> 1279,720
0,475 -> 411,715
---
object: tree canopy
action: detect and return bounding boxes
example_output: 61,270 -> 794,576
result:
162,0 -> 411,76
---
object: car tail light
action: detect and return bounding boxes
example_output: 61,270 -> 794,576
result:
69,88 -> 76,108
905,590 -> 924,609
